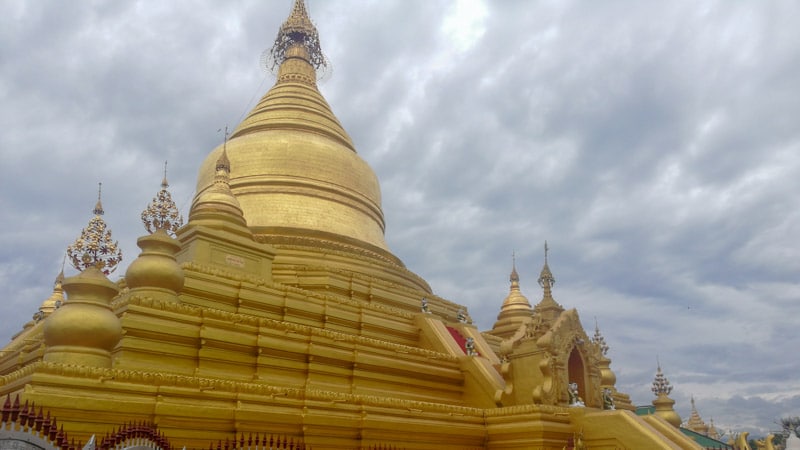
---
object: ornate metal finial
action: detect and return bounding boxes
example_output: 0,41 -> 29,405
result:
67,185 -> 123,275
538,241 -> 555,289
93,182 -> 104,215
510,251 -> 519,284
216,149 -> 231,177
215,126 -> 231,177
651,360 -> 673,396
592,318 -> 609,355
265,0 -> 327,74
161,160 -> 169,188
141,161 -> 184,236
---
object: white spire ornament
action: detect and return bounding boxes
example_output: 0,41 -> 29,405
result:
66,183 -> 122,275
141,161 -> 184,236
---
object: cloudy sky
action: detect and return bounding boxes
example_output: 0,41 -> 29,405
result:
1,0 -> 798,438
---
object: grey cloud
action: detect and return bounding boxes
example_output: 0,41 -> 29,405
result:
1,0 -> 798,436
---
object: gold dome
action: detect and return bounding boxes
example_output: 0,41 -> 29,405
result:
195,4 -> 390,260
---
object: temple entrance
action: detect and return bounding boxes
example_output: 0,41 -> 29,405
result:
568,346 -> 587,404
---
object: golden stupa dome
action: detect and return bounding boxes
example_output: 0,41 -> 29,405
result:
195,1 -> 389,259
491,262 -> 533,335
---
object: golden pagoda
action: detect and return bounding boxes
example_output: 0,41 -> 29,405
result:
687,396 -> 710,436
0,2 -> 707,449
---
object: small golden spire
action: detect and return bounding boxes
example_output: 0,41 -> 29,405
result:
532,241 -> 564,323
66,184 -> 122,275
34,265 -> 66,321
266,0 -> 327,72
707,418 -> 721,440
491,253 -> 533,337
592,318 -> 609,356
161,160 -> 169,188
93,182 -> 104,215
538,241 -> 555,290
141,161 -> 184,236
686,396 -> 710,434
189,128 -> 245,224
651,359 -> 673,396
216,148 -> 231,179
510,251 -> 519,285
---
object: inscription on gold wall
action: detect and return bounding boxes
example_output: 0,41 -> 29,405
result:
225,254 -> 246,268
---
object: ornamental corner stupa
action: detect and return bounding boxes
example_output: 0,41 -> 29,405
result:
489,254 -> 533,339
0,2 -> 710,449
650,362 -> 682,428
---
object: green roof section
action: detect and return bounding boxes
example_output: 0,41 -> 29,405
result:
679,427 -> 732,449
635,405 -> 732,449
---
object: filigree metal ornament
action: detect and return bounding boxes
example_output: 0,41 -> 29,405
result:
141,164 -> 184,236
66,184 -> 122,275
264,0 -> 328,76
651,364 -> 673,396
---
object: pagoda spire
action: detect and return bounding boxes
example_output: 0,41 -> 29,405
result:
33,267 -> 66,322
538,241 -> 555,293
593,318 -> 618,389
93,182 -> 104,215
533,241 -> 563,323
267,0 -> 327,73
592,318 -> 609,356
510,251 -> 520,289
189,129 -> 246,226
489,252 -> 533,339
686,396 -> 710,435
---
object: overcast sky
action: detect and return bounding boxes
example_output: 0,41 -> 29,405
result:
1,0 -> 798,438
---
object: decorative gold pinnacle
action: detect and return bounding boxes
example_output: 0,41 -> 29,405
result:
267,0 -> 327,72
510,251 -> 519,284
66,183 -> 122,275
651,361 -> 673,396
141,161 -> 184,236
592,319 -> 610,356
537,241 -> 555,289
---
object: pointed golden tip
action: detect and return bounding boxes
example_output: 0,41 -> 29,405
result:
93,182 -> 104,215
162,161 -> 169,188
215,147 -> 231,174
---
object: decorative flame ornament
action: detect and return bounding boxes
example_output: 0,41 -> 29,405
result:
66,183 -> 122,275
141,161 -> 184,236
651,361 -> 673,396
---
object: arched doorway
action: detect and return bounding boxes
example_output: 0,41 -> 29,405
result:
568,346 -> 587,404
